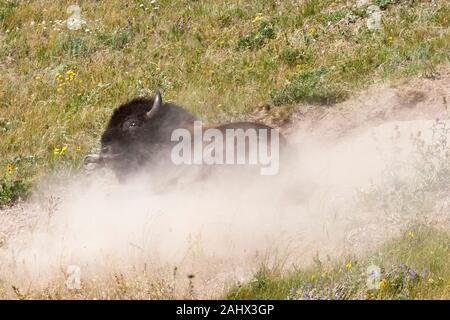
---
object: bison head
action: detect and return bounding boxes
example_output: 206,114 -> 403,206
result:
84,90 -> 197,179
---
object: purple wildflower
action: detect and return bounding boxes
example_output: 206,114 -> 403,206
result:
303,290 -> 310,299
408,268 -> 417,279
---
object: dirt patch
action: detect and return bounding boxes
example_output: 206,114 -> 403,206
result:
252,65 -> 450,138
0,203 -> 39,248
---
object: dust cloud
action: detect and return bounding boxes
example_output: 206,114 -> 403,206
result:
0,76 -> 449,297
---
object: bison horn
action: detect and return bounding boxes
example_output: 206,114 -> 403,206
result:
145,89 -> 162,119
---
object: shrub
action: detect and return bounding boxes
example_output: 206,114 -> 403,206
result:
0,178 -> 30,206
270,67 -> 347,105
238,20 -> 275,50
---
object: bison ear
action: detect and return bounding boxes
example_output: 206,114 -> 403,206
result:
145,89 -> 163,119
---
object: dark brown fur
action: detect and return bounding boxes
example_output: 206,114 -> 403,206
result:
87,92 -> 285,181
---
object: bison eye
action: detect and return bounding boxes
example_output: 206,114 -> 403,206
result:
122,119 -> 141,131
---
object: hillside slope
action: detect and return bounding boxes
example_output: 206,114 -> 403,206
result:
0,0 -> 449,203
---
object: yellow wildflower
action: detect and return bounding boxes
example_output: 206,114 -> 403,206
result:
252,13 -> 264,24
295,64 -> 302,72
76,145 -> 81,152
308,27 -> 316,34
53,146 -> 68,156
408,231 -> 415,238
35,76 -> 41,80
379,278 -> 387,289
388,36 -> 393,41
6,164 -> 14,174
345,261 -> 352,270
66,70 -> 76,81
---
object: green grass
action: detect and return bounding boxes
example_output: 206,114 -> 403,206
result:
0,177 -> 30,205
225,226 -> 450,300
270,66 -> 346,105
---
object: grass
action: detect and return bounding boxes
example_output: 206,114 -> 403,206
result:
225,226 -> 450,300
0,0 -> 449,204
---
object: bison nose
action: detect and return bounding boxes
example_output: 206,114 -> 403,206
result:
84,154 -> 104,170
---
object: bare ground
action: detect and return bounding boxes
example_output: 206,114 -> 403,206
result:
254,66 -> 449,137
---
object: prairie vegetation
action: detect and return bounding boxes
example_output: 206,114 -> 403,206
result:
0,0 -> 449,299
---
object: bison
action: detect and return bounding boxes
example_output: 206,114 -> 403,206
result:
85,90 -> 284,182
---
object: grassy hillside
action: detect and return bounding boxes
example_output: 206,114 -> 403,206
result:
0,0 -> 449,204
